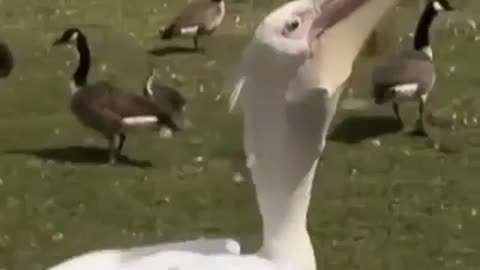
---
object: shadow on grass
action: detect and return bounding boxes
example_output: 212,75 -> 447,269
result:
5,146 -> 152,168
408,128 -> 429,138
329,115 -> 403,144
148,46 -> 199,57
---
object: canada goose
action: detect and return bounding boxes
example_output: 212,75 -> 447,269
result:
53,28 -> 181,164
160,0 -> 225,51
0,42 -> 14,78
372,0 -> 453,134
46,0 -> 398,269
142,68 -> 187,129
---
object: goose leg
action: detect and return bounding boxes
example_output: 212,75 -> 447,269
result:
193,36 -> 199,50
193,36 -> 205,53
392,102 -> 402,124
117,133 -> 126,155
108,136 -> 117,164
413,95 -> 428,136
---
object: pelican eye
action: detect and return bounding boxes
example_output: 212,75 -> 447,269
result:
285,19 -> 301,32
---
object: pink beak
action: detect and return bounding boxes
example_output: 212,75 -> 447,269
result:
307,0 -> 369,50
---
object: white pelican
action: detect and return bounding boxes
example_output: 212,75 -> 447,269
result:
47,0 -> 398,269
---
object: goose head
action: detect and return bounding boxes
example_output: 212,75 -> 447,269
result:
431,0 -> 454,12
53,28 -> 82,46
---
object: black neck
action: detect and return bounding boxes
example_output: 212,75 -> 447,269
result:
414,3 -> 438,50
73,33 -> 90,87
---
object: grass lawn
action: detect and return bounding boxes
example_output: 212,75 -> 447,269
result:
0,0 -> 479,269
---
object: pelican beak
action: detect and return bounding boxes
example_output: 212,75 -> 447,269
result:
307,0 -> 369,51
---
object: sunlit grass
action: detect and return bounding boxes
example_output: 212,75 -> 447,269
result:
0,0 -> 479,269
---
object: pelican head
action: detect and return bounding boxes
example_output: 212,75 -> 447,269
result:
254,1 -> 319,56
254,0 -> 376,57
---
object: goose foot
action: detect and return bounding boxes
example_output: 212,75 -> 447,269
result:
108,156 -> 117,165
193,36 -> 206,54
410,120 -> 427,137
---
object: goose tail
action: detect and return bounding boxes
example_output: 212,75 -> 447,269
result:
0,43 -> 14,78
161,24 -> 176,40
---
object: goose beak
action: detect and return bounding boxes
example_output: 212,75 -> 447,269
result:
307,0 -> 369,49
445,4 -> 454,11
52,38 -> 64,46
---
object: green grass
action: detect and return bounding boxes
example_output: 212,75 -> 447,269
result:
1,0 -> 480,269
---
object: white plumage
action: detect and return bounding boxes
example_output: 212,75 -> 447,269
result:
121,115 -> 161,129
180,25 -> 200,35
48,238 -> 244,270
391,82 -> 420,100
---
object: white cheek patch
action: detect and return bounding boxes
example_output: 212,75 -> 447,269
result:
70,32 -> 79,42
433,1 -> 444,11
180,26 -> 199,35
69,80 -> 80,95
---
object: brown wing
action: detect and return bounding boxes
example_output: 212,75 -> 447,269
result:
70,82 -> 122,134
372,50 -> 435,91
148,82 -> 186,114
71,81 -> 180,133
108,90 -> 181,131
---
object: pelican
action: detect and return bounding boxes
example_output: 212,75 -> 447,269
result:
47,0 -> 398,269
